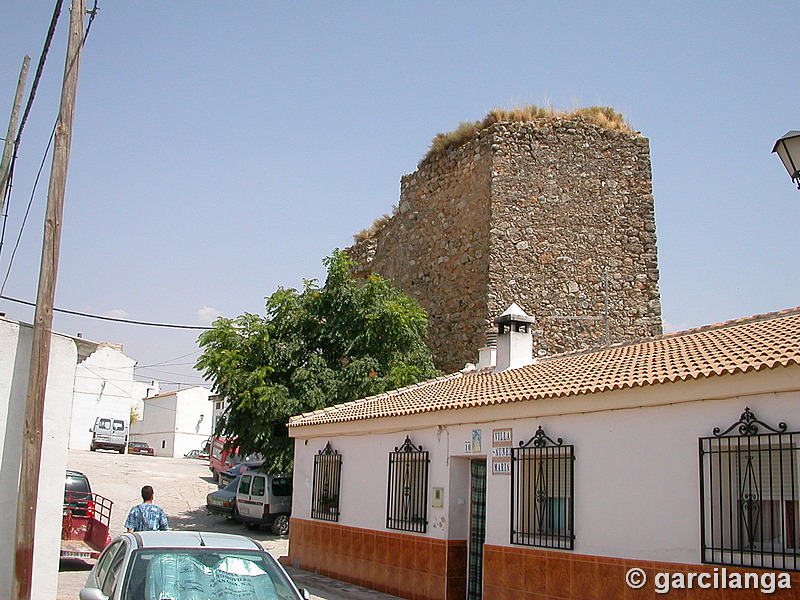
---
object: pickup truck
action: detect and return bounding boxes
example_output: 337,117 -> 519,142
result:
61,491 -> 113,560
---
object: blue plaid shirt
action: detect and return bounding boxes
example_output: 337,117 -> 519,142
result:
124,502 -> 169,532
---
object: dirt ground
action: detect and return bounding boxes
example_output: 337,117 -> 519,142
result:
57,449 -> 289,599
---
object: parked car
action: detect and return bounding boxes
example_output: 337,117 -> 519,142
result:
126,441 -> 154,456
64,470 -> 94,518
78,530 -> 311,600
206,475 -> 241,518
183,449 -> 209,460
219,460 -> 263,487
235,472 -> 292,535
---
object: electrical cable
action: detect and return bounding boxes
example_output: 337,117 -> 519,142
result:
0,0 -> 99,278
14,0 -> 65,151
0,124 -> 56,295
137,349 -> 201,368
0,0 -> 64,266
0,294 -> 213,330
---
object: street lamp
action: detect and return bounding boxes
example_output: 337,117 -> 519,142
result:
772,131 -> 800,189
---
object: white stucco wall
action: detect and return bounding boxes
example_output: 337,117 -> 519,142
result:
70,346 -> 140,450
290,365 -> 800,566
173,387 -> 212,457
135,387 -> 211,457
0,318 -> 78,598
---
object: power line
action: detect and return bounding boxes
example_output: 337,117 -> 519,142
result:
14,0 -> 65,149
0,123 -> 56,295
0,0 -> 99,277
0,294 -> 213,330
137,349 -> 201,368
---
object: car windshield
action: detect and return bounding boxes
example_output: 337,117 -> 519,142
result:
65,474 -> 90,493
223,477 -> 240,492
122,548 -> 298,600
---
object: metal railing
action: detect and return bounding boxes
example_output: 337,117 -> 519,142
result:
511,426 -> 574,549
311,442 -> 342,522
700,408 -> 799,571
386,436 -> 429,533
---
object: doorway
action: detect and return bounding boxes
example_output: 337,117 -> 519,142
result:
467,459 -> 487,600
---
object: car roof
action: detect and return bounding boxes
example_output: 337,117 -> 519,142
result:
130,531 -> 264,550
66,469 -> 87,478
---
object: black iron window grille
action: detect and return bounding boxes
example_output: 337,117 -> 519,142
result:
311,441 -> 342,522
386,436 -> 429,533
700,407 -> 799,571
511,426 -> 574,549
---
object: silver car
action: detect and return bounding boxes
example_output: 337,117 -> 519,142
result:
79,530 -> 310,600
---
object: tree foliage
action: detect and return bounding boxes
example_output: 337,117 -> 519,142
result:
196,250 -> 439,472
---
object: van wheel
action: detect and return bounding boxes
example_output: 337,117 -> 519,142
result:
271,515 -> 289,536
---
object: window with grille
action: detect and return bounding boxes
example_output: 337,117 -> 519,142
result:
511,426 -> 574,549
700,408 -> 799,571
311,442 -> 342,522
386,436 -> 429,533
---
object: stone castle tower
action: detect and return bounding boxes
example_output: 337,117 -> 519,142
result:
347,116 -> 663,373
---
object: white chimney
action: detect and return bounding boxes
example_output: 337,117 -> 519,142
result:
493,303 -> 536,372
475,329 -> 497,369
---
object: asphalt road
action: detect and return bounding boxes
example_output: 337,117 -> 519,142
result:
57,449 -> 290,600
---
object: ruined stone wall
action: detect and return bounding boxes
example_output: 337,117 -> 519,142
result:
348,133 -> 494,370
348,118 -> 662,372
488,119 -> 662,357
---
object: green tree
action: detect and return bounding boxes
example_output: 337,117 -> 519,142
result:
196,250 -> 439,472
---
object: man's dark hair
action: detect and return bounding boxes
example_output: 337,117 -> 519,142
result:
141,485 -> 154,502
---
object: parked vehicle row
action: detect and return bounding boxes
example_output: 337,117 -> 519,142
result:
213,438 -> 262,485
206,472 -> 292,536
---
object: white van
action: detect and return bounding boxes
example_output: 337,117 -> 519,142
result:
235,472 -> 292,535
90,417 -> 128,453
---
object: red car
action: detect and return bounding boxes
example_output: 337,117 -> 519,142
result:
127,441 -> 154,455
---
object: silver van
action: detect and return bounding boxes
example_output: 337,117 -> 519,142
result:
235,472 -> 292,535
90,417 -> 128,453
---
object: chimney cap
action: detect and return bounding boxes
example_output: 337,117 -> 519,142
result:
494,303 -> 535,325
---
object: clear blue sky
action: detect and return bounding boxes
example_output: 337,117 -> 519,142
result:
2,2 -> 798,391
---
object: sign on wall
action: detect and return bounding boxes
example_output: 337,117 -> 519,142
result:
492,427 -> 512,475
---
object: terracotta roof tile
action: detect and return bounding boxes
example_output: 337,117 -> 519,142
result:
288,307 -> 800,428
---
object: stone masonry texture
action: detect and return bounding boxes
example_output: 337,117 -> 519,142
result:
347,117 -> 662,373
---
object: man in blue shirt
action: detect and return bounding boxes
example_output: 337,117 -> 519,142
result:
125,485 -> 169,532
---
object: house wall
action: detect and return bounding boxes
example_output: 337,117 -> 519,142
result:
173,387 -> 212,457
0,318 -> 78,599
69,345 -> 145,450
136,394 -> 177,457
288,366 -> 800,600
134,387 -> 212,457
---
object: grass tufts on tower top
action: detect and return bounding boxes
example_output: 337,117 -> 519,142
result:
423,105 -> 632,163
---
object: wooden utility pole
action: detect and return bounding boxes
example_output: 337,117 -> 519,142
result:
13,1 -> 85,598
0,55 -> 30,217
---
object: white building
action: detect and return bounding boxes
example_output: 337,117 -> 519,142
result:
287,306 -> 800,600
69,342 -> 158,450
0,317 -> 87,599
132,386 -> 213,457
